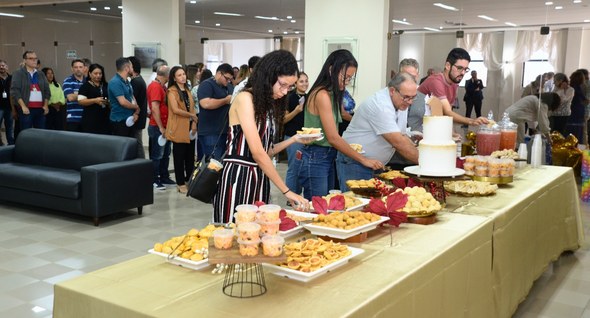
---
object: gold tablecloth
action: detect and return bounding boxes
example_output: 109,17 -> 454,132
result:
53,165 -> 583,318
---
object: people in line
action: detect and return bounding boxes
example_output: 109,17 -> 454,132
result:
337,72 -> 419,191
0,59 -> 13,145
42,67 -> 66,131
213,50 -> 310,223
166,66 -> 197,194
506,92 -> 560,144
63,59 -> 86,132
548,73 -> 574,136
128,56 -> 148,158
522,75 -> 544,98
108,57 -> 139,139
10,51 -> 50,131
283,71 -> 308,196
77,63 -> 111,135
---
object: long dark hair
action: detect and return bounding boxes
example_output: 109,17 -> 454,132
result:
307,49 -> 358,116
87,63 -> 106,86
167,66 -> 186,90
41,67 -> 59,88
244,50 -> 298,126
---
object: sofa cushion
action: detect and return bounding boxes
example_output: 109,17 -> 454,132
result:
14,129 -> 138,171
0,163 -> 81,199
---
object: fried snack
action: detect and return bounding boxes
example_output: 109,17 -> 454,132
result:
390,186 -> 442,216
297,127 -> 322,135
311,211 -> 381,230
323,193 -> 362,209
349,143 -> 363,153
377,170 -> 409,180
444,180 -> 498,196
279,238 -> 351,272
153,224 -> 225,261
490,149 -> 519,160
286,212 -> 313,222
345,179 -> 377,189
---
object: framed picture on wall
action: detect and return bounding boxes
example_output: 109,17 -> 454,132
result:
132,43 -> 160,70
323,37 -> 358,88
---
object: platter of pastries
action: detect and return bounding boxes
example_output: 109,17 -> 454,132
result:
262,238 -> 365,282
322,193 -> 369,211
389,187 -> 442,217
444,180 -> 498,196
302,211 -> 389,239
345,179 -> 381,197
490,149 -> 520,160
377,170 -> 409,180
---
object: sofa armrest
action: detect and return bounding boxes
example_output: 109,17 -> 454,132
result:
0,146 -> 14,163
81,159 -> 153,218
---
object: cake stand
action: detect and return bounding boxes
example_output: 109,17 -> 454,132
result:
402,165 -> 470,204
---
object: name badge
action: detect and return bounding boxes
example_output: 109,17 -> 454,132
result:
1,91 -> 6,99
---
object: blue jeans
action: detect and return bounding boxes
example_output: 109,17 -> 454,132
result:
199,133 -> 227,160
0,107 -> 14,145
284,135 -> 303,195
148,125 -> 172,183
19,108 -> 45,130
336,152 -> 373,192
296,145 -> 337,200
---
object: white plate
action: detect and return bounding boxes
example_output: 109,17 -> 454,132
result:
125,116 -> 135,127
403,165 -> 465,178
297,133 -> 323,139
279,210 -> 317,238
302,215 -> 389,239
262,246 -> 364,282
148,249 -> 210,270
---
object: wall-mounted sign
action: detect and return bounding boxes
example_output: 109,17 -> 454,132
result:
66,50 -> 78,59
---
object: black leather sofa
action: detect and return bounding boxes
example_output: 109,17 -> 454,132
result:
0,129 -> 153,225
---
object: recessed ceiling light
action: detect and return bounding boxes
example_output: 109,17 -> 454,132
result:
555,5 -> 563,9
392,19 -> 412,25
214,12 -> 243,17
194,20 -> 200,24
573,0 -> 582,3
423,27 -> 442,32
268,29 -> 273,33
90,7 -> 97,11
31,306 -> 46,313
477,15 -> 497,21
505,22 -> 518,27
286,15 -> 292,19
290,19 -> 296,23
118,6 -> 123,9
255,16 -> 279,20
283,31 -> 288,34
104,6 -> 110,10
585,19 -> 590,22
215,23 -> 221,26
0,12 -> 24,18
545,1 -> 553,5
433,3 -> 459,11
190,0 -> 197,3
295,31 -> 300,34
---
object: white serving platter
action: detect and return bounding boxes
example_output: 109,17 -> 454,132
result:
279,210 -> 317,238
310,197 -> 371,213
262,246 -> 364,282
302,215 -> 390,239
404,165 -> 465,178
148,249 -> 210,270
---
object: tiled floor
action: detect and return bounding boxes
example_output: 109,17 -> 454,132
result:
0,163 -> 589,318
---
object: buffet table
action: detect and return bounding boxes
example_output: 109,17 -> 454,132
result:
53,165 -> 583,318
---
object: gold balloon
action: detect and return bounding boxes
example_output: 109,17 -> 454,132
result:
551,132 -> 582,175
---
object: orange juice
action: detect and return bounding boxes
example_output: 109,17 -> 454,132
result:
500,130 -> 517,150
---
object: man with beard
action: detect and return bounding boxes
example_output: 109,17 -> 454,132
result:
418,48 -> 487,126
108,57 -> 139,138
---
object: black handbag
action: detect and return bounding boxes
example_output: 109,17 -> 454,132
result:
186,157 -> 223,203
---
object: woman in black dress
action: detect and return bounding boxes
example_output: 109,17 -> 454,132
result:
78,63 -> 111,134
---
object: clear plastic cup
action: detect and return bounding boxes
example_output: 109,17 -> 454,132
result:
257,220 -> 281,236
257,204 -> 281,222
237,238 -> 260,256
234,204 -> 258,224
236,222 -> 261,241
261,235 -> 284,257
212,229 -> 234,250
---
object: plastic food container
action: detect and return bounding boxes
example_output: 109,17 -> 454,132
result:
257,220 -> 281,236
261,235 -> 284,257
234,204 -> 258,224
475,165 -> 488,177
237,238 -> 260,256
212,229 -> 234,250
257,204 -> 281,222
237,222 -> 261,241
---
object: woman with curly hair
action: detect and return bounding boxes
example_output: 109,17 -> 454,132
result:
213,50 -> 311,223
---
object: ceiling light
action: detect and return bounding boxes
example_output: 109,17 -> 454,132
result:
505,22 -> 518,27
194,20 -> 200,24
291,19 -> 296,23
215,23 -> 221,26
423,27 -> 442,32
190,0 -> 197,3
118,6 -> 123,9
295,31 -> 300,34
545,1 -> 553,5
255,16 -> 279,20
392,19 -> 412,25
268,29 -> 273,33
213,12 -> 244,17
31,306 -> 47,313
554,5 -> 563,9
0,12 -> 24,18
433,3 -> 459,11
477,15 -> 497,21
90,7 -> 97,11
283,31 -> 288,34
286,15 -> 292,19
585,19 -> 590,22
573,0 -> 582,3
104,6 -> 110,10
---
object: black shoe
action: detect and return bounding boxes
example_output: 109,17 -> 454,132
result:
161,177 -> 176,187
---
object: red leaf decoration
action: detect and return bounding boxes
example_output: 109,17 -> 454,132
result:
254,201 -> 266,207
367,198 -> 387,215
407,178 -> 423,188
312,196 -> 328,215
387,211 -> 408,227
279,217 -> 298,231
328,195 -> 345,210
391,177 -> 407,189
386,191 -> 408,213
279,209 -> 287,219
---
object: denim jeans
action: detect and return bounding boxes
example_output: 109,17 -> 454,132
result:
284,135 -> 303,195
148,125 -> 172,183
296,145 -> 337,200
336,152 -> 374,192
19,108 -> 45,130
199,133 -> 227,160
0,107 -> 14,145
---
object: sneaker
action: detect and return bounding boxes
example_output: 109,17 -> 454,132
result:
153,182 -> 166,191
160,177 -> 176,187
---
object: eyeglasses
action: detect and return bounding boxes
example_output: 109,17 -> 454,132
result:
26,57 -> 38,61
394,89 -> 417,103
277,80 -> 295,91
452,64 -> 470,73
222,74 -> 233,82
339,73 -> 355,84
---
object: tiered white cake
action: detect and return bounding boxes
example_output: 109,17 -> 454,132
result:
418,116 -> 457,175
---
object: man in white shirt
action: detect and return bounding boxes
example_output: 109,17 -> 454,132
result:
336,72 -> 419,191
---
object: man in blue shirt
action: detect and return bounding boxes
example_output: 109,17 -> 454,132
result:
197,63 -> 234,160
108,57 -> 138,138
62,59 -> 85,132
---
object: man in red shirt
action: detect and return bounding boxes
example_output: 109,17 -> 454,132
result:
418,48 -> 487,127
147,65 -> 174,190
